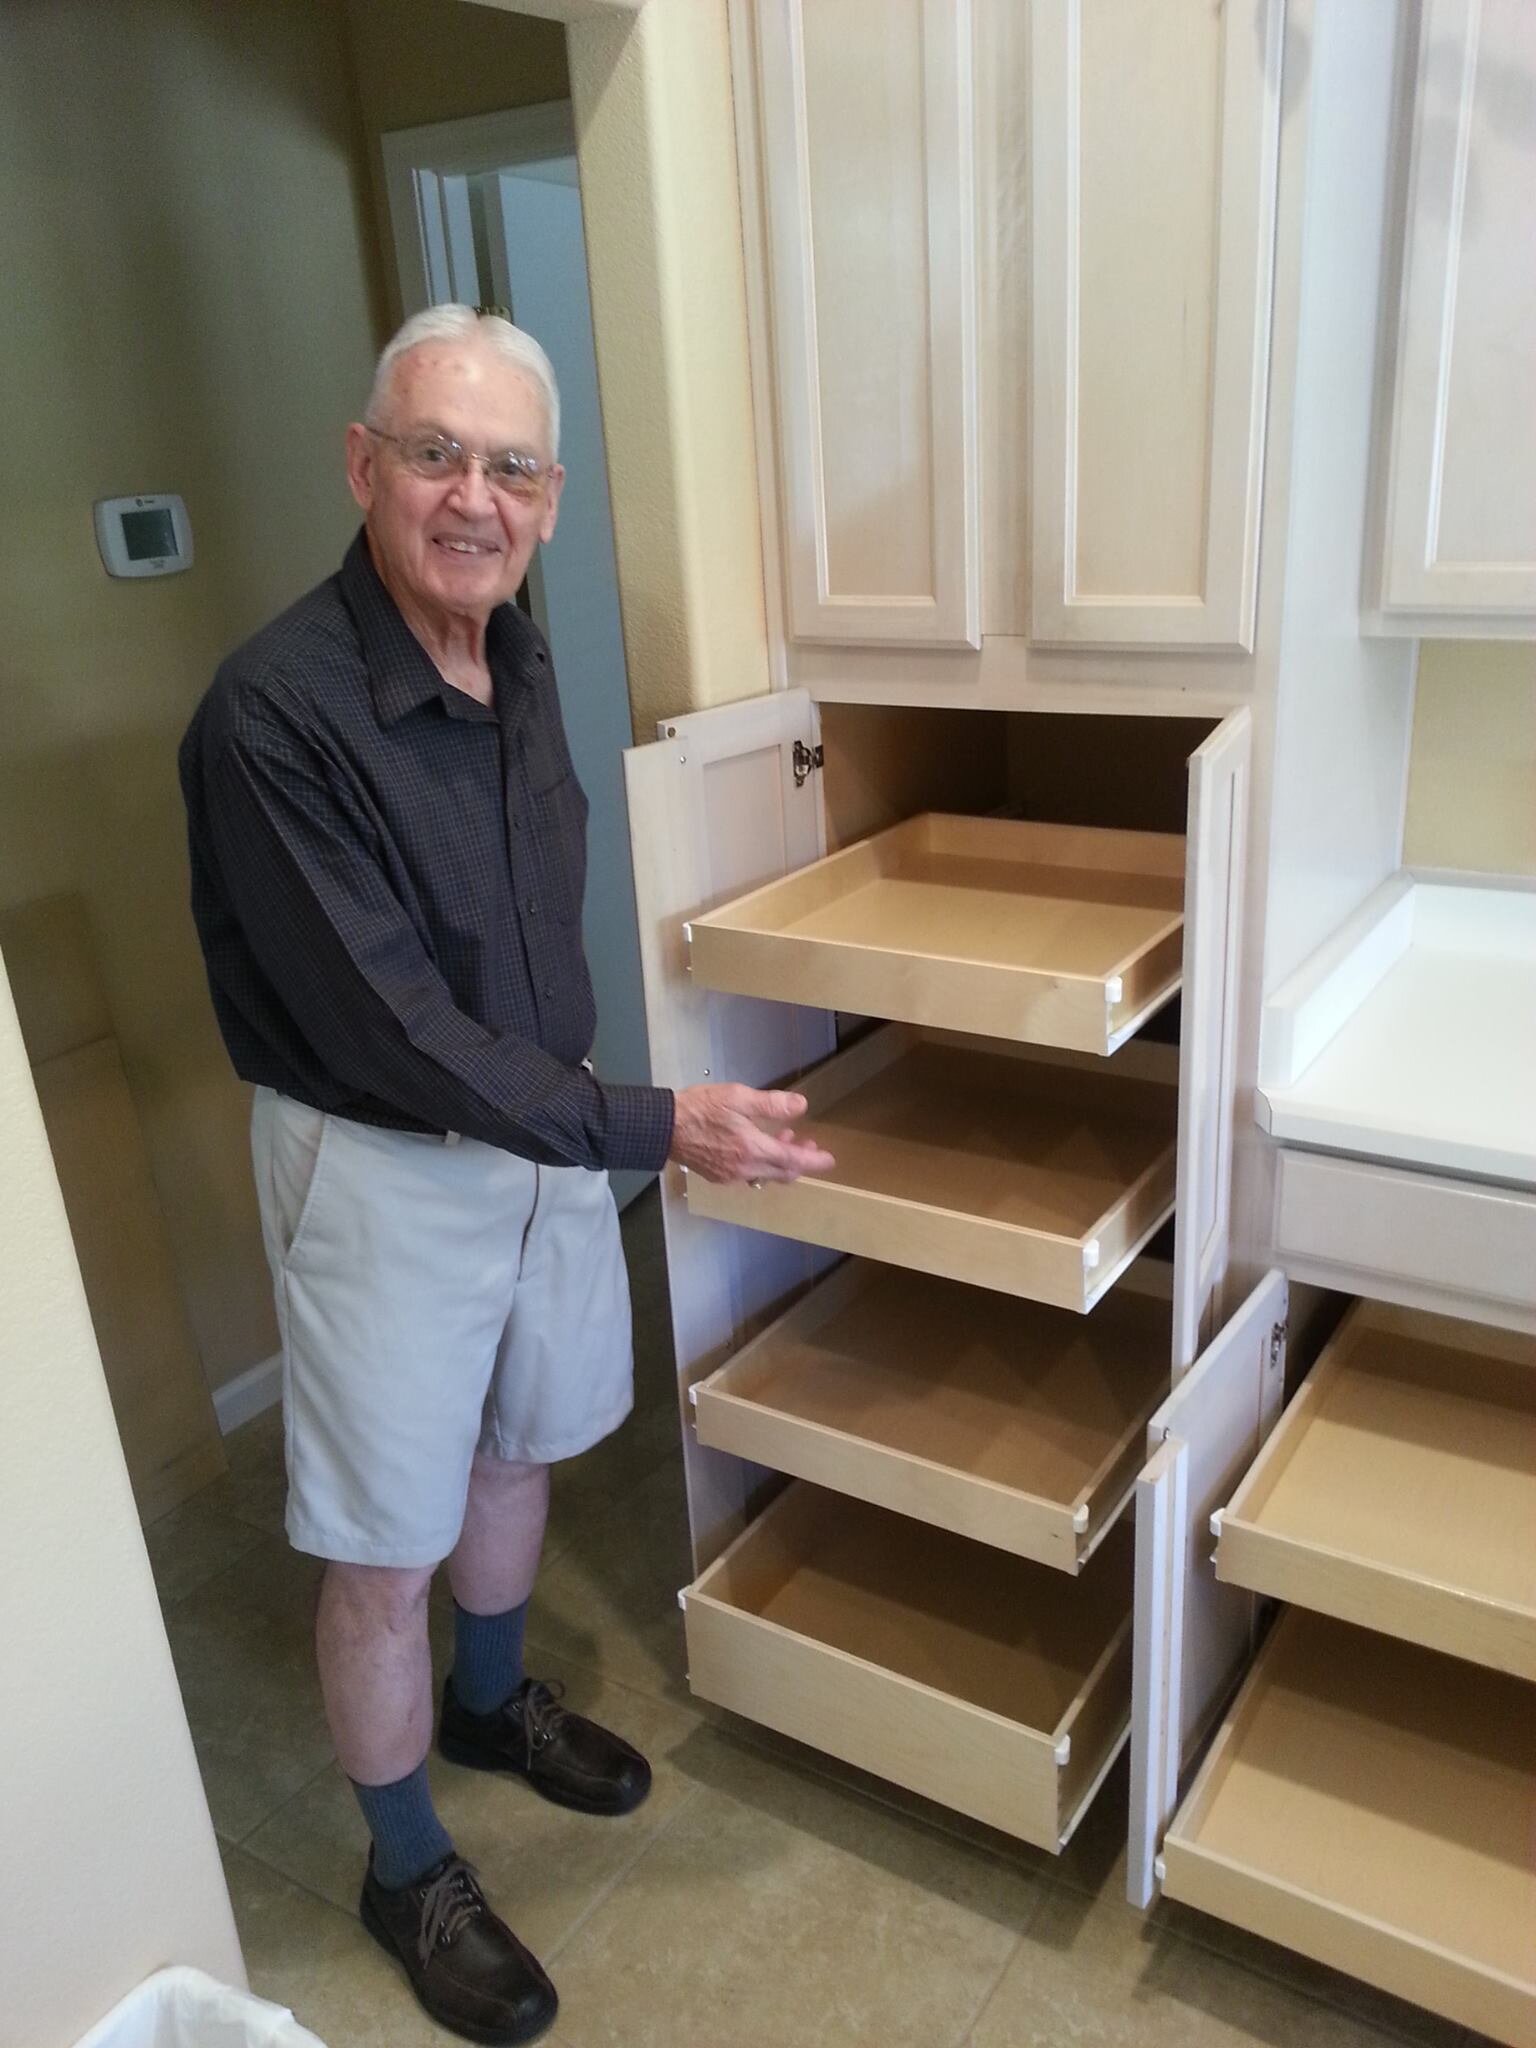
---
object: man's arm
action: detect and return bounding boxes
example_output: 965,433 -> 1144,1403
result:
207,697 -> 835,1185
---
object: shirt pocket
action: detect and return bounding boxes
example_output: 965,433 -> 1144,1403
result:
531,772 -> 589,927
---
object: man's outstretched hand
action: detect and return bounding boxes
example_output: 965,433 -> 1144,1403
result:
669,1084 -> 836,1186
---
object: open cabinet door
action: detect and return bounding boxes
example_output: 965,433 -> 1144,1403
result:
1128,1266 -> 1287,1909
623,689 -> 837,1570
1172,709 -> 1252,1371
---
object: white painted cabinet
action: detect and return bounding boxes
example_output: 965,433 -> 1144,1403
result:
1370,0 -> 1536,635
736,0 -> 1284,665
1026,0 -> 1283,651
747,0 -> 980,649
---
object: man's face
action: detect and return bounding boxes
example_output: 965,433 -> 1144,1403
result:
345,340 -> 564,622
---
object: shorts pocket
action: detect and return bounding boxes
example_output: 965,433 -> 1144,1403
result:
272,1104 -> 335,1270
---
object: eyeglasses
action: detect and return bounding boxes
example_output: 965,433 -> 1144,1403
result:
367,428 -> 551,502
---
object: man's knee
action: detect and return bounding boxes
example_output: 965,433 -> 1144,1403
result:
322,1558 -> 437,1634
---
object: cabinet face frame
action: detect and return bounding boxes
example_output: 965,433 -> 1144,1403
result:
1027,0 -> 1284,652
1369,0 -> 1536,631
746,0 -> 981,649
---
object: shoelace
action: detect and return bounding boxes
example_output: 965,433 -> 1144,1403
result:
519,1677 -> 570,1754
417,1858 -> 486,1969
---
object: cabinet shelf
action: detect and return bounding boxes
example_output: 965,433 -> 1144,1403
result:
687,814 -> 1185,1055
1214,1300 -> 1536,1679
686,1025 -> 1178,1312
683,1482 -> 1134,1852
694,1256 -> 1171,1570
1162,1609 -> 1536,2048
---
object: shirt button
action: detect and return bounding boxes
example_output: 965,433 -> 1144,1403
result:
543,982 -> 556,1000
525,897 -> 537,916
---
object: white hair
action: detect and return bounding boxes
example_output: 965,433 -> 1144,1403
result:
365,305 -> 561,459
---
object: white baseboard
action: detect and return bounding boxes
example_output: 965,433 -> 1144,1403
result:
213,1351 -> 282,1436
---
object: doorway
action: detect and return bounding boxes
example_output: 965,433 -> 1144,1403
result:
382,103 -> 653,1210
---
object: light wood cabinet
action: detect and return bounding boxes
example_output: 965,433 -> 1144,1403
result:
1132,1278 -> 1536,2043
625,687 -> 1251,1854
1370,0 -> 1536,635
1027,0 -> 1283,651
735,0 -> 1284,668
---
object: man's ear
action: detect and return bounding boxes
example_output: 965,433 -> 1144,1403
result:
345,423 -> 377,513
539,464 -> 566,545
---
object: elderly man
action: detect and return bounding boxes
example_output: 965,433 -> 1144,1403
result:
180,306 -> 832,2045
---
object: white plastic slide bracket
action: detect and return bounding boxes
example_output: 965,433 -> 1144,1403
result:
1106,975 -> 1124,1004
688,1383 -> 700,1408
676,1589 -> 688,1612
1209,1508 -> 1224,1540
1084,1238 -> 1102,1272
1055,1735 -> 1072,1768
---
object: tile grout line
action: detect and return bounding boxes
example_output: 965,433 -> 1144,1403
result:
539,1781 -> 708,1970
942,1920 -> 1029,2048
228,1748 -> 343,1856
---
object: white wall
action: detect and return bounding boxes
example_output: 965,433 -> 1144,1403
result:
0,947 -> 242,2048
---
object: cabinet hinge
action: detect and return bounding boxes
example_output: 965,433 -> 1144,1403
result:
1268,1320 -> 1288,1374
792,739 -> 825,788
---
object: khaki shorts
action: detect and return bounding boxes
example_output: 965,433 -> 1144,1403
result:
251,1088 -> 634,1567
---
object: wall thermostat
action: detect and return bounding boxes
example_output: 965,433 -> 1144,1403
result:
93,493 -> 193,578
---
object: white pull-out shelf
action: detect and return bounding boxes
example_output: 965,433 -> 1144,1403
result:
1215,1300 -> 1536,1680
687,1025 -> 1178,1313
693,1256 -> 1171,1571
687,814 -> 1185,1056
1162,1608 -> 1536,2048
682,1481 -> 1134,1852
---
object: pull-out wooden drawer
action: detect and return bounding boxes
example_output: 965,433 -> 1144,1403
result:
686,814 -> 1185,1056
683,1482 -> 1134,1851
693,1257 -> 1170,1571
1162,1609 -> 1536,2048
1215,1301 -> 1536,1680
687,1026 -> 1177,1312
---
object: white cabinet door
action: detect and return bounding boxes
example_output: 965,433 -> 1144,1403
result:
750,0 -> 981,648
1128,1268 -> 1288,1909
1172,711 -> 1252,1371
1029,0 -> 1283,651
1373,0 -> 1536,631
623,689 -> 837,1569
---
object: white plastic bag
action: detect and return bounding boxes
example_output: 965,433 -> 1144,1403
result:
70,1967 -> 328,2048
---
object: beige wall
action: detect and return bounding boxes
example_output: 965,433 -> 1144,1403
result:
1403,641 -> 1536,876
342,0 -> 571,331
0,0 -> 380,1397
0,951 -> 242,2046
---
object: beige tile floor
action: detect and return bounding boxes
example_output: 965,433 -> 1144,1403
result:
149,1191 -> 1491,2048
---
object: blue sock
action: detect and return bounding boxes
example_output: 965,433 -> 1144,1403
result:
352,1759 -> 453,1891
452,1598 -> 528,1716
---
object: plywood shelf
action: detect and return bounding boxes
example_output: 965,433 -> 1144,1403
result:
694,1256 -> 1171,1570
684,1482 -> 1135,1852
688,813 -> 1185,1056
1162,1608 -> 1536,2047
1215,1300 -> 1536,1679
686,1025 -> 1178,1312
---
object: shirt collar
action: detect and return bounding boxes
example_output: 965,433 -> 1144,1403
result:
338,528 -> 545,728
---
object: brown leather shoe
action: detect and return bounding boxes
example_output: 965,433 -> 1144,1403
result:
359,1851 -> 557,2046
438,1676 -> 652,1816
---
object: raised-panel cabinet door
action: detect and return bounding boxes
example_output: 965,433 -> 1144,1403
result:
1029,0 -> 1284,652
753,0 -> 981,647
1374,0 -> 1536,630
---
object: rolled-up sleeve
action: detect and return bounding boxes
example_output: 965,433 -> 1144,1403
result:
207,696 -> 674,1173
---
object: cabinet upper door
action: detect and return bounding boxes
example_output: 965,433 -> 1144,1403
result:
1028,0 -> 1284,652
1373,0 -> 1536,629
751,0 -> 981,648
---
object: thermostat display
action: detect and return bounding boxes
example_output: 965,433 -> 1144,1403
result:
94,494 -> 193,578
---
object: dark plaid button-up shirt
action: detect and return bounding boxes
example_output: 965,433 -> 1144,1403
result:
179,530 -> 674,1173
